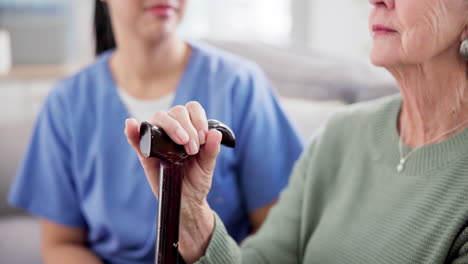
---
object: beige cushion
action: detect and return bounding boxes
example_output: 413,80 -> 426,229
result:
280,97 -> 345,141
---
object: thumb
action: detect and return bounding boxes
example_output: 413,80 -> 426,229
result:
124,118 -> 161,196
197,129 -> 222,174
124,118 -> 142,156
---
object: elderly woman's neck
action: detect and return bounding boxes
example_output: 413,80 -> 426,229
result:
389,59 -> 468,147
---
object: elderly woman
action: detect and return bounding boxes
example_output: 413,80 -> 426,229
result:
125,0 -> 468,262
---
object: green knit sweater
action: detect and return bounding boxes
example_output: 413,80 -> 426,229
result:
196,95 -> 468,264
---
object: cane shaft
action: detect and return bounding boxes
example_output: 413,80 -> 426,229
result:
155,164 -> 184,264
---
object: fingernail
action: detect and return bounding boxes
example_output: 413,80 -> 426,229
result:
176,127 -> 189,143
198,130 -> 206,145
189,139 -> 199,154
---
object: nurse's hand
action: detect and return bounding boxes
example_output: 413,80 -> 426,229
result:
124,101 -> 221,263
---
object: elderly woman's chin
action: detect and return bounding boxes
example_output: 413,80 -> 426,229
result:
369,45 -> 401,68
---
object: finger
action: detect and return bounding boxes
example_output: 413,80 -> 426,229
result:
151,111 -> 190,146
186,101 -> 208,145
167,105 -> 200,155
197,129 -> 222,175
124,118 -> 161,197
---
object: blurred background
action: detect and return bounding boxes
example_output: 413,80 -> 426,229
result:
0,0 -> 397,263
0,0 -> 371,65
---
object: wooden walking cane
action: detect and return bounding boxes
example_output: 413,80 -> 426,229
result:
139,120 -> 236,264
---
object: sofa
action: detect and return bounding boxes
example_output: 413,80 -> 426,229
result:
0,40 -> 397,263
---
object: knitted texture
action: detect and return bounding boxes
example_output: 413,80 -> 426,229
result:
196,95 -> 468,264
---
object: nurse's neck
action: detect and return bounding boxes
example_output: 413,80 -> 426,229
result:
110,35 -> 191,100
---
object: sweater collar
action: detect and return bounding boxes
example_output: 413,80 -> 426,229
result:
375,95 -> 468,176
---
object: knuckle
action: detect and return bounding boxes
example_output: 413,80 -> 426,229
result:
168,105 -> 188,117
185,101 -> 201,111
151,111 -> 167,122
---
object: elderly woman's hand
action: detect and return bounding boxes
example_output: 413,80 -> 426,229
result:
124,101 -> 222,263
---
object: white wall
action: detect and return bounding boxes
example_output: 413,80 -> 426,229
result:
67,0 -> 94,64
180,0 -> 291,45
310,0 -> 371,59
181,0 -> 372,60
291,0 -> 372,59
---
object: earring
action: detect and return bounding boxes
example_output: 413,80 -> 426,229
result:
460,39 -> 468,60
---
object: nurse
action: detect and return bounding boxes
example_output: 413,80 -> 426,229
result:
8,0 -> 303,263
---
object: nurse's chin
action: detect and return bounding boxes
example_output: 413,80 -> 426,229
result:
140,24 -> 179,41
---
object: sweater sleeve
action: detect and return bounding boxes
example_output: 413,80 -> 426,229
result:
447,226 -> 468,263
196,138 -> 315,264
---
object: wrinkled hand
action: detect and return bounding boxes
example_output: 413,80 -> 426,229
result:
124,101 -> 220,263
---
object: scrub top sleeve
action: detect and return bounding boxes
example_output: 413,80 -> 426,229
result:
232,66 -> 304,212
8,87 -> 86,227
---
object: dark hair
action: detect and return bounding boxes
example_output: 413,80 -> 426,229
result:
94,0 -> 116,56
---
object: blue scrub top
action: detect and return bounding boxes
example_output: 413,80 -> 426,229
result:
9,42 -> 303,264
